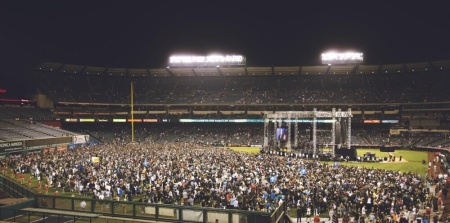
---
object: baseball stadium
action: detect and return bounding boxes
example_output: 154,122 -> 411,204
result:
1,56 -> 450,223
2,2 -> 450,223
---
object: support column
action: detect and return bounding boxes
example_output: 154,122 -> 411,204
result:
294,121 -> 298,149
313,108 -> 317,156
287,113 -> 292,150
277,119 -> 281,148
264,119 -> 269,148
347,108 -> 352,149
331,108 -> 336,157
274,118 -> 278,148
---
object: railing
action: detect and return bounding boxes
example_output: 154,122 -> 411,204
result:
0,175 -> 35,198
270,201 -> 287,223
0,175 -> 36,220
35,194 -> 286,223
0,175 -> 288,223
0,200 -> 35,220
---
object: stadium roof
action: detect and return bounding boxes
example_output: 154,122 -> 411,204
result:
35,59 -> 450,77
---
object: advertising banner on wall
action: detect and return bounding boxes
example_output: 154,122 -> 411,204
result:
56,145 -> 67,152
0,141 -> 24,154
72,135 -> 90,144
43,147 -> 55,153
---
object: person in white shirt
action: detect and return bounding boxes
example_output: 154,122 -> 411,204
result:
306,206 -> 311,222
369,212 -> 375,223
98,193 -> 105,211
329,208 -> 334,220
411,206 -> 417,222
233,199 -> 239,208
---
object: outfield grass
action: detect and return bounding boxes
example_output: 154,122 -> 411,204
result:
228,147 -> 428,175
229,147 -> 261,154
330,148 -> 429,175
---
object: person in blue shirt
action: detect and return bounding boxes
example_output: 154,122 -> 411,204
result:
118,188 -> 123,199
265,201 -> 270,212
270,191 -> 276,201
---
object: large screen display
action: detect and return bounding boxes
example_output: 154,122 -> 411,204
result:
276,128 -> 288,142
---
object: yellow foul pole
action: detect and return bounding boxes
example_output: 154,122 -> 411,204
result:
131,81 -> 134,142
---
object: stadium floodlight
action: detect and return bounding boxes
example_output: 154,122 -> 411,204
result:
169,54 -> 245,66
321,51 -> 363,65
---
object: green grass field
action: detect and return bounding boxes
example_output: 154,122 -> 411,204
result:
229,146 -> 261,154
325,148 -> 429,175
229,147 -> 429,175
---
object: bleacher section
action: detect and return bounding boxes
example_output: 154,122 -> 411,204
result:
0,107 -> 77,142
33,60 -> 450,106
0,119 -> 76,141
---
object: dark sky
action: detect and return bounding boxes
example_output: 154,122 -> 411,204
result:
1,1 -> 450,98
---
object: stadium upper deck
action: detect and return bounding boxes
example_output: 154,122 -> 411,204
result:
35,59 -> 450,77
33,60 -> 450,108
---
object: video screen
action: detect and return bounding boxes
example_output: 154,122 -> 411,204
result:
276,127 -> 288,142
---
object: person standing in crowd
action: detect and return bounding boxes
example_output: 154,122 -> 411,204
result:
432,214 -> 438,223
332,212 -> 339,223
37,181 -> 41,193
296,205 -> 302,223
306,206 -> 312,222
329,207 -> 334,220
443,187 -> 448,200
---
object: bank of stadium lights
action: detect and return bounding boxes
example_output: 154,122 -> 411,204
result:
169,54 -> 245,66
321,51 -> 363,65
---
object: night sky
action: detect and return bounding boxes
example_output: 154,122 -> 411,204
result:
1,2 -> 450,98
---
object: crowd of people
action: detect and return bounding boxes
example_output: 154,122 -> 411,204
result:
35,72 -> 450,105
69,123 -> 450,151
1,141 -> 448,222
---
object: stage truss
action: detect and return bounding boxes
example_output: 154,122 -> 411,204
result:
263,108 -> 352,156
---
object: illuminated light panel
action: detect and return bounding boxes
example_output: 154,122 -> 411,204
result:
169,54 -> 245,66
79,118 -> 95,122
363,120 -> 381,124
321,51 -> 363,65
382,120 -> 399,124
143,119 -> 158,122
127,119 -> 142,123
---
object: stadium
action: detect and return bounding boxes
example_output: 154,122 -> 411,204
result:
1,56 -> 450,223
2,2 -> 450,223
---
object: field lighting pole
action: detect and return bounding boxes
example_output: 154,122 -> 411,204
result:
130,82 -> 135,142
